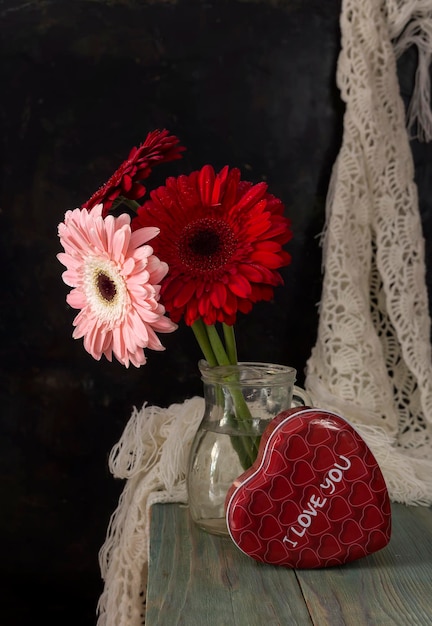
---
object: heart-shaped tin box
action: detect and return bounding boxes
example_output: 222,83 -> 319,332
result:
225,407 -> 391,568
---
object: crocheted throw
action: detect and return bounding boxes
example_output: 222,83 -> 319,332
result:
97,398 -> 205,626
97,1 -> 432,624
305,0 -> 432,505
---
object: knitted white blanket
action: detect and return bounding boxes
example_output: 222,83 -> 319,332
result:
96,1 -> 432,624
97,398 -> 204,626
305,0 -> 432,504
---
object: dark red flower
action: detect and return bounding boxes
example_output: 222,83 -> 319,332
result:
132,165 -> 292,326
82,129 -> 185,216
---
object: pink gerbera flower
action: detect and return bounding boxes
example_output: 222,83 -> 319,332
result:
57,204 -> 177,367
82,129 -> 185,216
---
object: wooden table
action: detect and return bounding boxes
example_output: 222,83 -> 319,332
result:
146,502 -> 432,625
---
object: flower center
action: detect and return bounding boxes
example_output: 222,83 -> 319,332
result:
97,272 -> 117,302
179,217 -> 236,271
84,257 -> 128,325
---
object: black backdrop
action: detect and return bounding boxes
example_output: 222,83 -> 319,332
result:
1,1 -> 431,623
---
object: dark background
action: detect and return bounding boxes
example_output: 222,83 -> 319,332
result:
1,1 -> 431,623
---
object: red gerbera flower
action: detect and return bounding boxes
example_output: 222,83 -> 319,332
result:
132,165 -> 292,326
82,129 -> 185,216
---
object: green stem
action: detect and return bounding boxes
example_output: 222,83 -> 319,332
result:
111,195 -> 141,213
208,324 -> 258,468
206,324 -> 231,366
191,319 -> 218,367
223,323 -> 238,365
192,320 -> 260,470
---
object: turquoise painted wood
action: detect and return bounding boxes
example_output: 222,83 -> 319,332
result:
146,503 -> 432,625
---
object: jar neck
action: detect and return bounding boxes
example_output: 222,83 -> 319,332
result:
199,360 -> 297,387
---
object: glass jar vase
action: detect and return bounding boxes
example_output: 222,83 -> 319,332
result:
187,360 -> 311,536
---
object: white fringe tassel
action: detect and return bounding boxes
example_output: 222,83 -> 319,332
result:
96,397 -> 205,626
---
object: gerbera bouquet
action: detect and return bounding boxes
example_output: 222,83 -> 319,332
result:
57,129 -> 293,376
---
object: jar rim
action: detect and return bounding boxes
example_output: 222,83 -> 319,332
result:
198,359 -> 297,385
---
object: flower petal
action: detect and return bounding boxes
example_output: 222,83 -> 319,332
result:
57,204 -> 177,367
130,164 -> 292,326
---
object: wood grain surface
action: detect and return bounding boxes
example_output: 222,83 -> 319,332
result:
146,503 -> 432,625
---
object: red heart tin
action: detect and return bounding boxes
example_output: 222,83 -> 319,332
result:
225,407 -> 391,568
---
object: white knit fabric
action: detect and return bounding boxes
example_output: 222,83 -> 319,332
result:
305,0 -> 432,504
97,398 -> 204,626
97,1 -> 432,624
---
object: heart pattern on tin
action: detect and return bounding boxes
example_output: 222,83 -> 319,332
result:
225,407 -> 391,568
